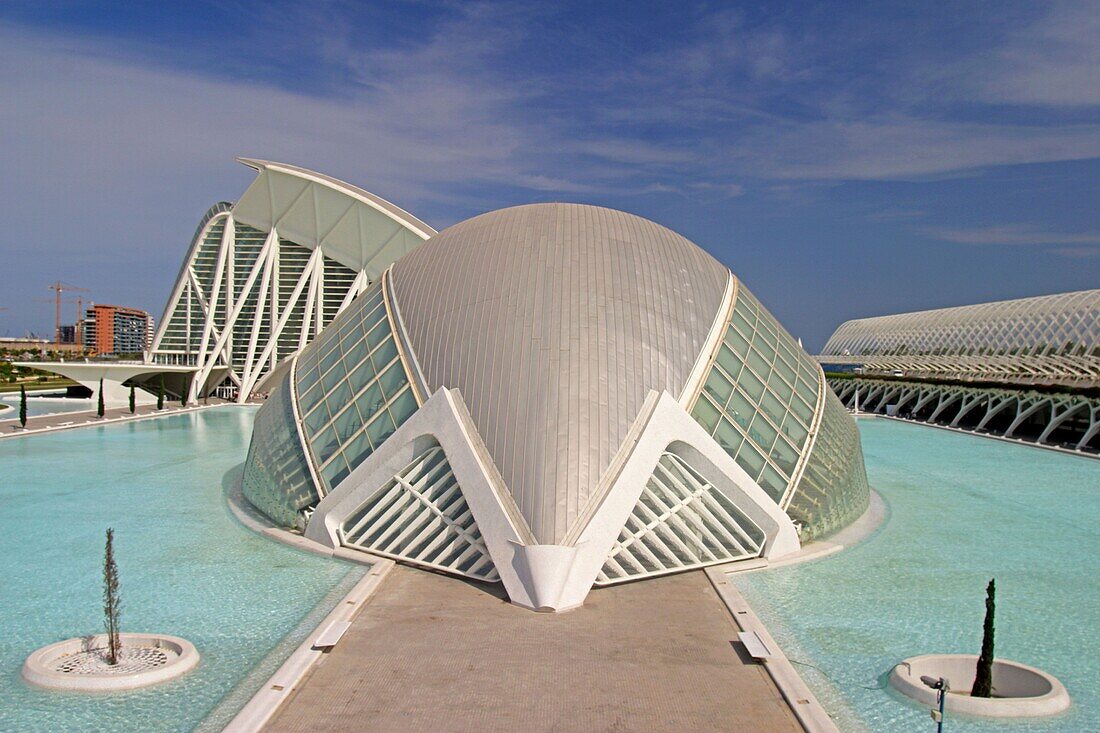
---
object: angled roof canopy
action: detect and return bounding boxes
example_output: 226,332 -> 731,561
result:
233,158 -> 436,280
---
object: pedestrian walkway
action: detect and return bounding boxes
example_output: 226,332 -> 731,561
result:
0,397 -> 237,438
264,565 -> 802,733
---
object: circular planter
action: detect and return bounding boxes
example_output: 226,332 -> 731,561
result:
890,654 -> 1069,717
23,633 -> 199,692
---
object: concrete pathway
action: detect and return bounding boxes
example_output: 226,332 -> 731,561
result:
264,565 -> 801,733
0,398 -> 238,438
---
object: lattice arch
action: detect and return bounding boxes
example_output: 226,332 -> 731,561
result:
337,440 -> 500,582
596,452 -> 766,585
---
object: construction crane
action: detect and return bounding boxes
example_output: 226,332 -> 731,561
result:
47,282 -> 89,349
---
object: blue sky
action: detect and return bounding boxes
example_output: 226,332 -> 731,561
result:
1,1 -> 1097,350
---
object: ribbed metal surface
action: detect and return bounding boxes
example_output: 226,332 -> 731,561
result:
822,289 -> 1100,359
391,204 -> 728,543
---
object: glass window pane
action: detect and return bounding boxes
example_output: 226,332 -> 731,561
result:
749,413 -> 778,450
327,380 -> 352,410
303,402 -> 330,437
713,418 -> 744,456
332,403 -> 363,441
389,389 -> 418,426
793,395 -> 815,424
703,369 -> 734,407
716,345 -> 743,379
342,430 -> 373,470
782,415 -> 808,448
355,382 -> 385,421
342,339 -> 368,371
313,425 -> 340,465
376,361 -> 406,399
738,368 -> 766,401
731,310 -> 754,338
735,442 -> 766,480
321,457 -> 351,490
367,320 -> 390,349
760,390 -> 786,426
724,326 -> 751,356
691,395 -> 722,433
758,465 -> 787,501
771,437 -> 799,474
727,391 -> 753,429
747,348 -> 771,379
320,361 -> 346,392
366,411 -> 396,448
371,337 -> 399,371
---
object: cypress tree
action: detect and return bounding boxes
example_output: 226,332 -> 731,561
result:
102,528 -> 122,666
19,384 -> 27,427
128,383 -> 136,414
97,378 -> 105,418
157,376 -> 165,410
972,579 -> 996,697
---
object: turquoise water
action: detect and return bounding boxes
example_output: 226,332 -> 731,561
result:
0,390 -> 94,418
735,419 -> 1100,732
0,407 -> 364,732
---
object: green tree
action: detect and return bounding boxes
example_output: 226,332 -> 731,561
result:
103,528 -> 122,666
97,378 -> 105,418
19,384 -> 27,427
157,376 -> 165,410
972,579 -> 996,697
128,383 -> 135,414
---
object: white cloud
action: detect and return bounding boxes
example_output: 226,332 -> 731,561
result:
972,1 -> 1100,106
928,224 -> 1100,247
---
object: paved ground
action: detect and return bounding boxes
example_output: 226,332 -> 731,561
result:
0,398 -> 236,437
265,565 -> 801,733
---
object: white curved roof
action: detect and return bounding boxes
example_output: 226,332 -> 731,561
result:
232,158 -> 435,279
822,289 -> 1100,358
390,203 -> 729,543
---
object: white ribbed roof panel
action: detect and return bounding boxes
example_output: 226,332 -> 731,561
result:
390,203 -> 729,544
232,159 -> 435,279
822,289 -> 1100,359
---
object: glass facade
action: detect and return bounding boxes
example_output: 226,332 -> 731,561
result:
241,374 -> 317,530
786,390 -> 870,539
690,284 -> 821,504
242,279 -> 421,529
293,282 -> 419,494
689,279 -> 870,541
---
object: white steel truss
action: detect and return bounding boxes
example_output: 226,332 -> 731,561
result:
821,290 -> 1100,388
597,452 -> 766,585
149,160 -> 435,402
831,377 -> 1100,453
337,442 -> 500,582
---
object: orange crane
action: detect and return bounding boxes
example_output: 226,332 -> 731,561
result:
47,282 -> 89,349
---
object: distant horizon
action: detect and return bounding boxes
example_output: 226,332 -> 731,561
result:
1,1 -> 1098,351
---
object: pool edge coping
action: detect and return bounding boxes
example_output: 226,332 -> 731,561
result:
221,558 -> 395,733
706,566 -> 841,733
0,402 -> 241,440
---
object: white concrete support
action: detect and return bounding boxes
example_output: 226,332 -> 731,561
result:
307,389 -> 799,613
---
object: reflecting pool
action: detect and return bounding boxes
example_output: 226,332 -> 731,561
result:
734,418 -> 1100,732
0,407 -> 364,732
0,389 -> 94,418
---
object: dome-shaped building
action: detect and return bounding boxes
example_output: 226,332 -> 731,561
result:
243,203 -> 869,611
